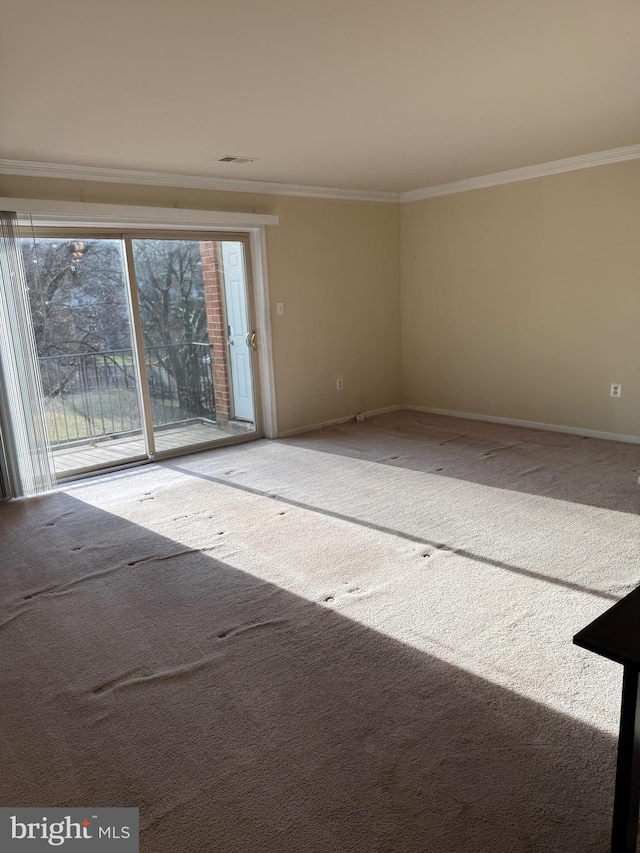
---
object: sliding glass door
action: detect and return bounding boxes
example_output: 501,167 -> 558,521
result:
130,237 -> 256,455
13,231 -> 258,480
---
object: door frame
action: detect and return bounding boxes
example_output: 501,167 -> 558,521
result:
2,195 -> 278,432
1,200 -> 278,482
120,230 -> 266,459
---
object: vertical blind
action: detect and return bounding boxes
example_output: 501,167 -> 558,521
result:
0,211 -> 55,497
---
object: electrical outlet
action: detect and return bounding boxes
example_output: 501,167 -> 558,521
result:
336,377 -> 344,391
610,383 -> 622,398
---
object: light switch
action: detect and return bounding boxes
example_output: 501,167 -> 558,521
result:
276,302 -> 284,315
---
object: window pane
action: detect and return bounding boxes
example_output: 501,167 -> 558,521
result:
21,237 -> 145,475
131,238 -> 255,453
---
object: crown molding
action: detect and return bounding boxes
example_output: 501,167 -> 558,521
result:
0,159 -> 399,204
401,143 -> 640,202
2,143 -> 639,206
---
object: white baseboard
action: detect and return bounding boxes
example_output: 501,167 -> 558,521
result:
278,402 -> 640,445
404,405 -> 640,445
277,405 -> 403,439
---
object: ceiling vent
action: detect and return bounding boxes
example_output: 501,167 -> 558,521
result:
217,155 -> 257,164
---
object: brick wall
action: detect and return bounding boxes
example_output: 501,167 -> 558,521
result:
200,241 -> 231,423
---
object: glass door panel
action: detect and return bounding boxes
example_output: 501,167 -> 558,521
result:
130,238 -> 256,454
20,236 -> 145,477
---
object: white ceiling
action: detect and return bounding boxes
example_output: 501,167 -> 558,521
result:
1,0 -> 639,193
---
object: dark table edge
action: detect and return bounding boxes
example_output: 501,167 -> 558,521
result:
573,633 -> 633,669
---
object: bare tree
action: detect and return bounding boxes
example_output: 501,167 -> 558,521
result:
21,238 -> 133,397
22,237 -> 211,416
132,239 -> 209,415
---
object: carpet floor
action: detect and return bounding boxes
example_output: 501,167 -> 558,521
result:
2,410 -> 640,852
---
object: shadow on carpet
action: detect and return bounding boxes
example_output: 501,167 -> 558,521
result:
1,491 -> 618,853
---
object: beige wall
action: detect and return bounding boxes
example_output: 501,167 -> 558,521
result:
5,158 -> 640,444
401,160 -> 640,438
0,176 -> 402,436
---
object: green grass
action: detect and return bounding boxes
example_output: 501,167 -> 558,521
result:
44,389 -> 142,444
44,389 -> 204,445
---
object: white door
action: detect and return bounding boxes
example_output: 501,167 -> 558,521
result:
222,242 -> 254,422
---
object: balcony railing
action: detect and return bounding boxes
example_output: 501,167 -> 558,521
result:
38,342 -> 216,447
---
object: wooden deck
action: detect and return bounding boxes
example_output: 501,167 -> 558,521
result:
51,420 -> 254,476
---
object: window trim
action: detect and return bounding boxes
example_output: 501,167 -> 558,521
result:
0,198 -> 278,230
